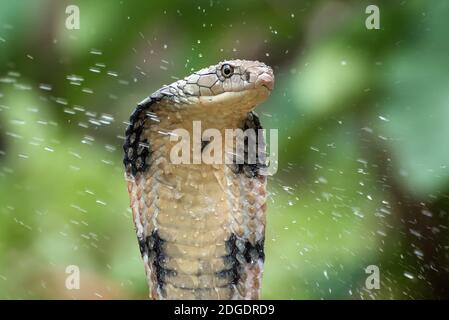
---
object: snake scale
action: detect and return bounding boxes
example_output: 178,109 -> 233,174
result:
123,60 -> 274,299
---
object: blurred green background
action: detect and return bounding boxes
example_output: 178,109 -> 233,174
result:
1,0 -> 448,299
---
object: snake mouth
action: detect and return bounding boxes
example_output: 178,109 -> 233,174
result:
261,83 -> 273,92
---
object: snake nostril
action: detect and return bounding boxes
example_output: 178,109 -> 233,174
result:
244,71 -> 250,82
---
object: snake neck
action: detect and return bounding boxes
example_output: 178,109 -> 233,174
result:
132,102 -> 265,299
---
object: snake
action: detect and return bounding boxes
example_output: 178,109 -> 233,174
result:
123,59 -> 274,299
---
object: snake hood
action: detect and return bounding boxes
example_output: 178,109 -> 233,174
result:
124,59 -> 274,300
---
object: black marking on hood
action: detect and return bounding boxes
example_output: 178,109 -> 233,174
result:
229,111 -> 267,178
217,233 -> 265,285
144,231 -> 176,297
123,98 -> 158,177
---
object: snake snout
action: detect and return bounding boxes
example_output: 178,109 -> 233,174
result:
255,71 -> 274,91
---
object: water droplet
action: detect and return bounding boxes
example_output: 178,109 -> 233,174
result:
404,272 -> 414,280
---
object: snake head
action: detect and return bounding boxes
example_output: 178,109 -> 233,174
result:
177,59 -> 274,111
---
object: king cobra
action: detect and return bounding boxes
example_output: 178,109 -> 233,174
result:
123,60 -> 274,299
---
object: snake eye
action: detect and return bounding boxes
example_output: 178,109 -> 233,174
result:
221,64 -> 234,78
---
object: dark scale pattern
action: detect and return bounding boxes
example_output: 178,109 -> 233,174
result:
244,238 -> 265,263
138,231 -> 176,296
123,98 -> 157,177
230,111 -> 267,178
218,234 -> 265,285
137,234 -> 146,257
219,234 -> 243,285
